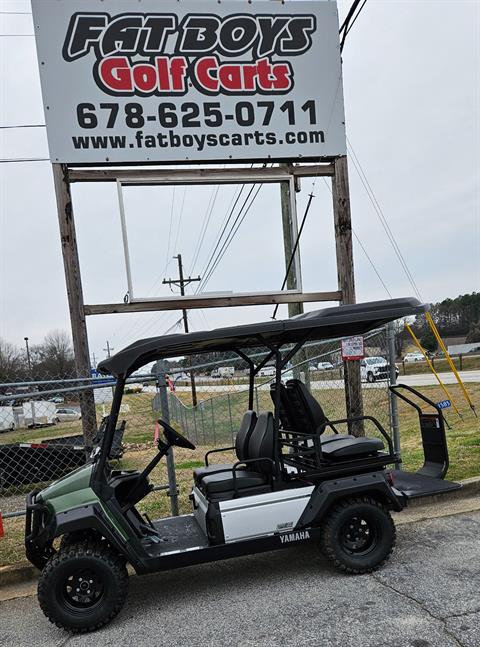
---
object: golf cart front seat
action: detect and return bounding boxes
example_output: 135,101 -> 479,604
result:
193,411 -> 257,485
198,412 -> 275,500
284,380 -> 385,459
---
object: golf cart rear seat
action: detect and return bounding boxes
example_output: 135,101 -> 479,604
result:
193,411 -> 257,485
280,379 -> 385,458
198,412 -> 275,500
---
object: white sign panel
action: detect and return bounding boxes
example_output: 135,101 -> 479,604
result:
341,336 -> 365,361
31,0 -> 346,164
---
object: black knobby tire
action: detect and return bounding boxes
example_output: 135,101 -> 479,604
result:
320,497 -> 396,574
38,541 -> 128,633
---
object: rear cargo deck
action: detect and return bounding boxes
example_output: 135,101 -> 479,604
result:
394,470 -> 462,499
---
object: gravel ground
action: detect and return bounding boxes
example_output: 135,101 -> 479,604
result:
0,509 -> 479,647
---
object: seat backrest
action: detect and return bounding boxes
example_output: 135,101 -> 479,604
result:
286,379 -> 329,435
269,382 -> 296,431
235,411 -> 257,461
247,412 -> 275,473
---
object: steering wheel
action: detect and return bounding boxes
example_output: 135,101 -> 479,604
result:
157,419 -> 196,450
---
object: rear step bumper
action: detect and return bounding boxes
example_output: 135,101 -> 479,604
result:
393,470 -> 462,499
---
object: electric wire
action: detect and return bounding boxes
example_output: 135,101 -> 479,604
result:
189,185 -> 220,274
321,178 -> 393,298
346,138 -> 423,300
199,183 -> 263,292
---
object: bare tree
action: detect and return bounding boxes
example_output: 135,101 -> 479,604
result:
32,330 -> 76,379
0,338 -> 25,383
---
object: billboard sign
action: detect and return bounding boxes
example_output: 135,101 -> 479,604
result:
31,0 -> 346,164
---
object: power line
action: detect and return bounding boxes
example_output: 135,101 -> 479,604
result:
272,189 -> 316,320
196,184 -> 247,286
339,0 -> 368,53
322,177 -> 392,298
189,185 -> 220,274
0,11 -> 33,14
346,138 -> 423,300
200,183 -> 263,292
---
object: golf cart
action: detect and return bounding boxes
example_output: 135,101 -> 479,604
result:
25,298 -> 461,633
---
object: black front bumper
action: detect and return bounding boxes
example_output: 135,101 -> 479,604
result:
25,491 -> 55,569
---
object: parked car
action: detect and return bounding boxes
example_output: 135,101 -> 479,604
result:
317,361 -> 334,370
210,369 -> 221,378
360,357 -> 399,383
403,352 -> 424,363
48,396 -> 65,404
218,366 -> 235,378
54,408 -> 82,423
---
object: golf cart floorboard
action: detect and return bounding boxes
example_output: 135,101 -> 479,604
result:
394,471 -> 462,499
142,515 -> 209,556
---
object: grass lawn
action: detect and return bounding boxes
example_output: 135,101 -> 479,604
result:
1,382 -> 478,568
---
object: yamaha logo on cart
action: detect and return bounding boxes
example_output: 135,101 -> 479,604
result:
279,530 -> 310,544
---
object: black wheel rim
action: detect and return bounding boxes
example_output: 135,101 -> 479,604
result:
339,515 -> 378,556
61,568 -> 104,610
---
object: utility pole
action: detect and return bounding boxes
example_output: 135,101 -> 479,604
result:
280,172 -> 310,388
103,342 -> 115,399
103,341 -> 114,358
52,163 -> 97,445
332,156 -> 364,435
24,337 -> 32,375
163,254 -> 201,406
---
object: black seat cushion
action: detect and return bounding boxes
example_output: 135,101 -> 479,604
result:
321,436 -> 384,458
272,379 -> 352,442
201,469 -> 267,494
198,412 -> 275,495
286,379 -> 330,435
193,411 -> 257,485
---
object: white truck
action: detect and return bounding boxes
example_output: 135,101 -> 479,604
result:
360,357 -> 399,383
22,401 -> 57,427
0,406 -> 15,432
218,366 -> 235,379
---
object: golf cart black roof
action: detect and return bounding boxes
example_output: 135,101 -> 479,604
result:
98,297 -> 427,378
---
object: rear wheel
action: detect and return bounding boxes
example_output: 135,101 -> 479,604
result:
320,497 -> 395,574
367,372 -> 375,383
38,541 -> 128,633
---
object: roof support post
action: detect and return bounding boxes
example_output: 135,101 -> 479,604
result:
52,163 -> 97,445
332,156 -> 364,436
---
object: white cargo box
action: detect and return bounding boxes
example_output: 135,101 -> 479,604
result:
0,406 -> 15,432
22,401 -> 57,426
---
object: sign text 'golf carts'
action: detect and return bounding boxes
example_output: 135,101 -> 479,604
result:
341,336 -> 365,361
31,0 -> 346,164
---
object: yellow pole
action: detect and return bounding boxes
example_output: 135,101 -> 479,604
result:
405,323 -> 463,419
425,312 -> 477,416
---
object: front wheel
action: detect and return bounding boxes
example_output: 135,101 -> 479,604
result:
366,372 -> 375,383
320,497 -> 396,574
38,541 -> 128,633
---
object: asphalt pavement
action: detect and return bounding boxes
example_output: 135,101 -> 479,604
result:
1,510 -> 479,647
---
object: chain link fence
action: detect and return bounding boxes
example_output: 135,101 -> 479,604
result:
0,327 -> 394,521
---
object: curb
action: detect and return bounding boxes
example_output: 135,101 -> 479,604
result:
0,564 -> 39,588
1,476 -> 479,591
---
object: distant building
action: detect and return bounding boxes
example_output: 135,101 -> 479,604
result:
447,342 -> 480,356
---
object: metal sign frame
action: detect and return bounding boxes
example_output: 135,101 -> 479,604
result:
115,166 -> 303,305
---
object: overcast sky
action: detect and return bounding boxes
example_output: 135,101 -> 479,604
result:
0,0 -> 479,367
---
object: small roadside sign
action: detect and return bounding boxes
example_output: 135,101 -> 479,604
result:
437,399 -> 452,410
341,336 -> 365,361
